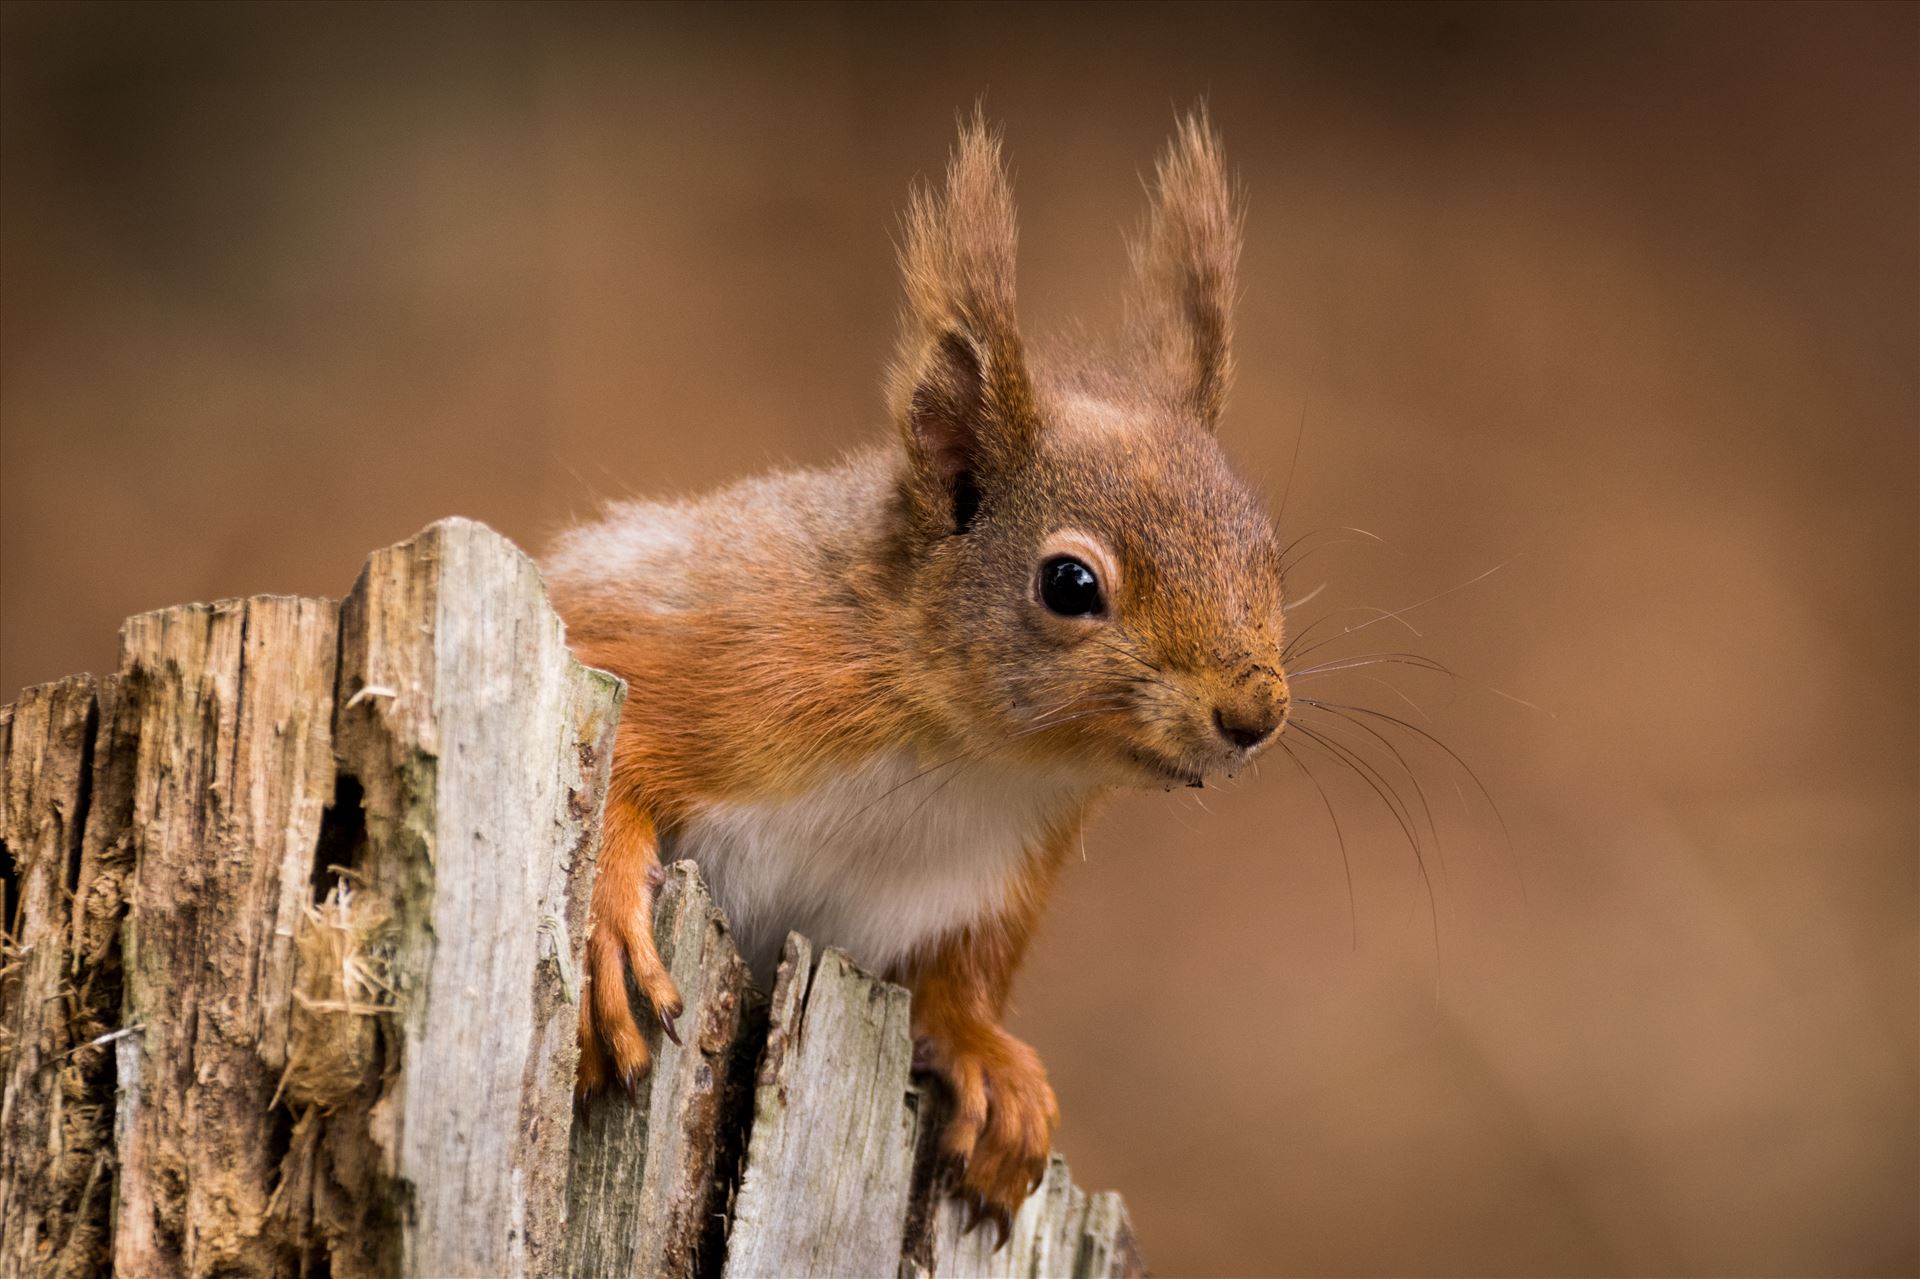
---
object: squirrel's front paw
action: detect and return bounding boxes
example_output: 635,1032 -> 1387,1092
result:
577,896 -> 684,1098
926,1031 -> 1059,1245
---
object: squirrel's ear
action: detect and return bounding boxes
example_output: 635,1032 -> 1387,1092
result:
1126,108 -> 1243,431
887,113 -> 1038,535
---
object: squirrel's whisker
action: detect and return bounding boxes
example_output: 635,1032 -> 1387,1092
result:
1297,704 -> 1451,902
1278,527 -> 1388,583
1290,720 -> 1443,1002
1287,652 -> 1456,680
1277,524 -> 1386,573
1285,558 -> 1516,665
1296,701 -> 1506,841
1283,605 -> 1426,659
1275,739 -> 1358,950
1333,673 -> 1435,726
1280,581 -> 1329,612
1296,698 -> 1521,903
1291,720 -> 1426,879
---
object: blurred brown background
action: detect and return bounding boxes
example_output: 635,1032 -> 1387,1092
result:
3,3 -> 1915,1274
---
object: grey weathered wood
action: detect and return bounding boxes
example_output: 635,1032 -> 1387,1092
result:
329,518 -> 624,1279
565,860 -> 754,1279
1075,1191 -> 1144,1278
111,596 -> 338,1277
723,937 -> 920,1279
0,677 -> 100,1279
911,1152 -> 1146,1279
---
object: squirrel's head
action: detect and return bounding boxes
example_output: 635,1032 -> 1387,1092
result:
886,111 -> 1288,790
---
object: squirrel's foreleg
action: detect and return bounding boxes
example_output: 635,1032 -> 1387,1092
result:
579,798 -> 685,1097
902,818 -> 1077,1244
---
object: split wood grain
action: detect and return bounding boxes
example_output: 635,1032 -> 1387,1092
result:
723,936 -> 920,1279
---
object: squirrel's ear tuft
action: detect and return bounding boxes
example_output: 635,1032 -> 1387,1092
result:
1126,107 -> 1243,431
888,112 -> 1037,534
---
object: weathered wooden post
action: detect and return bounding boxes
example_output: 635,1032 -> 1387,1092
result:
0,676 -> 118,1279
1,519 -> 1143,1279
1,521 -> 623,1278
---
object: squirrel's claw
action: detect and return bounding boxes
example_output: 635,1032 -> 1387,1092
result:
578,870 -> 682,1097
924,1030 -> 1055,1252
961,1195 -> 1012,1250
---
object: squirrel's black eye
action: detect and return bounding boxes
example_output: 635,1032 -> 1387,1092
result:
1038,556 -> 1104,617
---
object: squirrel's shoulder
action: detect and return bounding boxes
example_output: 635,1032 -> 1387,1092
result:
542,444 -> 898,614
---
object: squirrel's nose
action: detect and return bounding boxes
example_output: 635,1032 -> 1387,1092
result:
1212,700 -> 1284,752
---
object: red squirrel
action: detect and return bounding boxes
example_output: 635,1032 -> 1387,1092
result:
544,110 -> 1289,1233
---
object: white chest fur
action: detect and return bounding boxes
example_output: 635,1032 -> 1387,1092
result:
667,750 -> 1083,980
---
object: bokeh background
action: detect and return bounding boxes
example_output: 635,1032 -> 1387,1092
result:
4,3 -> 1915,1274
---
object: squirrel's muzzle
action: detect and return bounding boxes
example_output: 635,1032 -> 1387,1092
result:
1211,683 -> 1288,753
